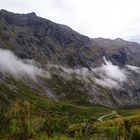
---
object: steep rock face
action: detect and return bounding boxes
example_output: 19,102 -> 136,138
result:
94,38 -> 140,66
0,9 -> 95,68
0,10 -> 140,108
0,9 -> 140,68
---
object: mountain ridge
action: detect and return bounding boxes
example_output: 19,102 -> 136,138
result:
0,9 -> 140,68
0,10 -> 140,108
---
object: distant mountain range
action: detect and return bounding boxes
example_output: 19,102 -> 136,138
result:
0,9 -> 140,108
128,35 -> 140,44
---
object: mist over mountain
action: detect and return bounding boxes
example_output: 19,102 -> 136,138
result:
0,9 -> 140,107
128,35 -> 140,44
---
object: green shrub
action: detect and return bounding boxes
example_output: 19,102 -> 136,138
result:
130,125 -> 140,140
43,114 -> 69,136
5,100 -> 45,139
68,122 -> 93,137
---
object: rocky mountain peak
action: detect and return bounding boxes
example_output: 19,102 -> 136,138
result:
0,10 -> 140,68
0,10 -> 140,107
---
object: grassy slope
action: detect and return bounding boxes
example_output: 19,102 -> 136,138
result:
0,75 -> 111,123
0,75 -> 140,121
0,75 -> 140,140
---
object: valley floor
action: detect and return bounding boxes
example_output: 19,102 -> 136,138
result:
0,97 -> 140,140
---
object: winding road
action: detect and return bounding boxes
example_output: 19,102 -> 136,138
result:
97,111 -> 117,121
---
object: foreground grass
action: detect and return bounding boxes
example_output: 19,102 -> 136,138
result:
0,76 -> 140,140
35,135 -> 112,140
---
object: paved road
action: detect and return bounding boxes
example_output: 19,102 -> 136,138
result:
97,111 -> 116,121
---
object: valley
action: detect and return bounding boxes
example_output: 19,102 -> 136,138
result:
0,10 -> 140,140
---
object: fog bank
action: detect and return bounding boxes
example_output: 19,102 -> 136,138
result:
0,48 -> 49,79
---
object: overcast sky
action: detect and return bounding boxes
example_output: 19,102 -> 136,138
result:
0,0 -> 140,41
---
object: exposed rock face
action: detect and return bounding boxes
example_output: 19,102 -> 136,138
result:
0,9 -> 140,108
0,9 -> 140,68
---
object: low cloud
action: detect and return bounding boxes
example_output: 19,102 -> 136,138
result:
92,57 -> 127,89
0,49 -> 139,89
126,65 -> 140,74
47,57 -> 129,89
0,48 -> 50,80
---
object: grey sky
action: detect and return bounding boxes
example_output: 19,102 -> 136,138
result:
0,0 -> 140,41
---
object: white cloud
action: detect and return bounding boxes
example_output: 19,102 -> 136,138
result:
91,57 -> 127,88
0,48 -> 138,89
126,65 -> 140,74
0,48 -> 50,80
47,57 -> 128,89
94,57 -> 126,81
0,0 -> 140,40
94,78 -> 120,89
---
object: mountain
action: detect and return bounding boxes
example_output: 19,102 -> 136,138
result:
0,9 -> 140,108
0,9 -> 140,68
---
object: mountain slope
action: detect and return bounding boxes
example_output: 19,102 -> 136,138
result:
0,9 -> 140,68
0,10 -> 140,108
